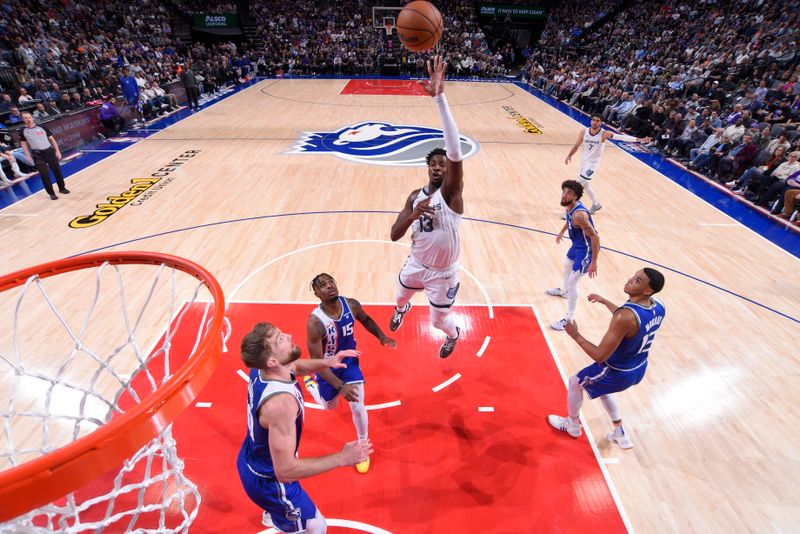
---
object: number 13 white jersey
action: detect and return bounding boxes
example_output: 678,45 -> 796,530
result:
410,187 -> 462,269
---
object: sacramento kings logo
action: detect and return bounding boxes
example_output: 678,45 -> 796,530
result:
289,122 -> 479,167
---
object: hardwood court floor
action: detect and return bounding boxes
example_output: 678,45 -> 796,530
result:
1,79 -> 798,532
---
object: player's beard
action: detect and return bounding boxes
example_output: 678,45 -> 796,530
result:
285,344 -> 302,363
560,199 -> 573,207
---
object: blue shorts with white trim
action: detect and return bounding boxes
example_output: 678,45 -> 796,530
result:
237,449 -> 317,533
567,246 -> 592,274
316,356 -> 364,402
576,361 -> 647,399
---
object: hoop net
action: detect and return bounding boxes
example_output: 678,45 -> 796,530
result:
383,16 -> 394,35
0,252 -> 227,533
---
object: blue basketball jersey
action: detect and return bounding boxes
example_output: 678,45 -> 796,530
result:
239,369 -> 305,478
606,298 -> 666,371
566,201 -> 595,251
311,296 -> 357,357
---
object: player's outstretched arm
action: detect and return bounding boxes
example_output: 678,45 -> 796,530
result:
587,294 -> 618,313
349,298 -> 396,348
263,395 -> 372,482
565,129 -> 583,164
421,55 -> 464,214
304,316 -> 348,384
390,189 -> 431,241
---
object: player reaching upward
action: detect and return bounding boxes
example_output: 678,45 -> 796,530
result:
236,322 -> 372,533
303,273 -> 395,474
564,115 -> 651,214
548,268 -> 665,450
389,55 -> 464,358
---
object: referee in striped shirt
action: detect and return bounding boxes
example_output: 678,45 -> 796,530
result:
20,112 -> 69,200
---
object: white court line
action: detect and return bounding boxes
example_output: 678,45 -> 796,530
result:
81,149 -> 122,153
476,335 -> 491,357
366,400 -> 402,410
261,517 -> 392,534
0,213 -> 39,217
432,373 -> 462,393
237,369 -> 249,382
195,402 -> 212,408
227,239 -> 494,319
529,304 -> 636,533
227,299 -> 527,307
602,458 -> 621,464
305,400 -> 401,411
478,406 -> 494,412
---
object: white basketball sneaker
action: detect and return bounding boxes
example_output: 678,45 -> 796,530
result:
550,317 -> 568,331
546,287 -> 567,298
262,511 -> 274,527
607,426 -> 633,449
547,415 -> 582,438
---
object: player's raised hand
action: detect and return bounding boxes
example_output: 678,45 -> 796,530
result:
418,55 -> 446,97
587,293 -> 606,304
564,320 -> 579,338
341,439 -> 373,466
330,349 -> 360,368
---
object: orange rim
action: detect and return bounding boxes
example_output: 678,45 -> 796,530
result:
0,251 -> 225,522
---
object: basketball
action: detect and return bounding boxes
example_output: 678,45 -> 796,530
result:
396,1 -> 444,52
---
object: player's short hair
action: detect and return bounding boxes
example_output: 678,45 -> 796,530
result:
561,179 -> 584,200
310,272 -> 334,291
240,322 -> 276,369
426,148 -> 446,165
591,115 -> 602,121
643,268 -> 665,294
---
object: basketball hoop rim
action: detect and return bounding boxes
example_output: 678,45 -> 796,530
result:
0,251 -> 226,523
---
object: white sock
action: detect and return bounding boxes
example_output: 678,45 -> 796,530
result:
583,181 -> 598,206
567,375 -> 584,422
561,257 -> 572,290
565,269 -> 582,320
306,379 -> 323,405
599,394 -> 621,422
349,384 -> 368,441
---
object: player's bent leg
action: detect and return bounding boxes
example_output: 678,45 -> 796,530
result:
304,512 -> 328,534
392,272 -> 420,331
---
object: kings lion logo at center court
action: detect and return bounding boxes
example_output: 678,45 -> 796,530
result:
289,122 -> 479,166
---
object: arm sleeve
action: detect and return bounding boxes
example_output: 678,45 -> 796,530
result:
433,93 -> 462,162
611,133 -> 638,142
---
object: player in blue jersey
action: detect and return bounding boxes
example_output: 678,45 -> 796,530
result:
548,268 -> 665,450
237,322 -> 373,533
546,180 -> 601,331
303,273 -> 396,474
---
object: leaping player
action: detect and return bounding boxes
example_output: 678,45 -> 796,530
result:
388,55 -> 465,358
564,115 -> 651,214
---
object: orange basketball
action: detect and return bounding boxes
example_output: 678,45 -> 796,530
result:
396,1 -> 444,52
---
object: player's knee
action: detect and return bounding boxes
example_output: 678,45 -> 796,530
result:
430,308 -> 450,330
306,514 -> 327,534
569,375 -> 581,389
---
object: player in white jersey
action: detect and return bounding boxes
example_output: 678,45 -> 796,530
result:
389,55 -> 464,359
564,115 -> 651,214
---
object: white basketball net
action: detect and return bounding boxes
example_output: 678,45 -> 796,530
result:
0,260 -> 226,533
